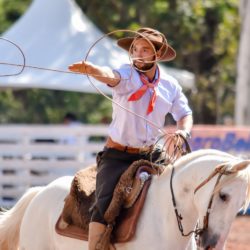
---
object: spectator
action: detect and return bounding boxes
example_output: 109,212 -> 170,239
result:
63,112 -> 81,126
61,112 -> 82,145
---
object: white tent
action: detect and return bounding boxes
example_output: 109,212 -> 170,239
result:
0,0 -> 195,94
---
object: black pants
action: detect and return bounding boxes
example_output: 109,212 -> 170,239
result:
91,147 -> 162,224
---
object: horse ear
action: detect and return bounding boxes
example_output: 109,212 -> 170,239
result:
232,160 -> 250,172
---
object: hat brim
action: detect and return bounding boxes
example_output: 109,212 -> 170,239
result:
117,37 -> 176,62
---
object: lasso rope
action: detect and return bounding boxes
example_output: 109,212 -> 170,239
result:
0,30 -> 182,159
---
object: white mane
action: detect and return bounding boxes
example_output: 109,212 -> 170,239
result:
162,149 -> 236,176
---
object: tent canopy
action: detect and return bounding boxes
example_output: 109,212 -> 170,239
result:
0,0 -> 195,94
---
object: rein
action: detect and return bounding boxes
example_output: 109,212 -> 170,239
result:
170,162 -> 236,241
170,166 -> 203,237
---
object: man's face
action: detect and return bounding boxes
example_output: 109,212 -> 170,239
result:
131,38 -> 156,71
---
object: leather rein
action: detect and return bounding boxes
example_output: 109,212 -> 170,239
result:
170,162 -> 236,241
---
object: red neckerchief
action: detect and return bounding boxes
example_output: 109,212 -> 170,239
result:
128,67 -> 160,115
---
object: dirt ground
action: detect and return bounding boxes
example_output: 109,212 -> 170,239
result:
225,215 -> 250,250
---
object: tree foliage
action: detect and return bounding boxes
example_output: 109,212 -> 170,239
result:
0,0 -> 240,124
0,0 -> 31,33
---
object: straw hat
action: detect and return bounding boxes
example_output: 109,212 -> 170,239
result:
117,27 -> 176,62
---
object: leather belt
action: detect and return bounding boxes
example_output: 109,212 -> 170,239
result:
105,137 -> 154,154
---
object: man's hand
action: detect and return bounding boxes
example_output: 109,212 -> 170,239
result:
68,61 -> 120,87
68,61 -> 93,74
175,130 -> 191,139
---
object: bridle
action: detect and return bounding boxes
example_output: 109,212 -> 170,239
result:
170,162 -> 237,242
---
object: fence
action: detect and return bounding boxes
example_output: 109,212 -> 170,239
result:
1,124 -> 250,207
0,125 -> 108,207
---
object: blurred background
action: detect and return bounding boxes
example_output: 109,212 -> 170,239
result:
0,0 -> 250,212
0,0 -> 245,125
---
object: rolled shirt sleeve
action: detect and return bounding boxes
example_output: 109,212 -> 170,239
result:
170,84 -> 192,121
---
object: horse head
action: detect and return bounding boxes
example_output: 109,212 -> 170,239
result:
193,160 -> 250,250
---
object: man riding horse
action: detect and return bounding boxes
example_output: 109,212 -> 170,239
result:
68,27 -> 193,250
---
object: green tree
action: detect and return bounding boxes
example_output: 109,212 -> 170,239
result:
0,89 -> 112,124
0,0 -> 240,124
0,0 -> 31,33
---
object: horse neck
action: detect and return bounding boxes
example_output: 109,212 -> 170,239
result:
137,164 -> 200,248
134,167 -> 198,249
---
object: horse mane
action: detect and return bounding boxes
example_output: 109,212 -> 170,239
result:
162,149 -> 235,176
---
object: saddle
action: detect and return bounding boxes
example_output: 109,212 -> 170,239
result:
55,160 -> 164,245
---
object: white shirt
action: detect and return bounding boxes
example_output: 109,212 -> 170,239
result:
108,64 -> 192,147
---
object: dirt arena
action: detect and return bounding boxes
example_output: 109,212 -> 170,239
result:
225,216 -> 250,250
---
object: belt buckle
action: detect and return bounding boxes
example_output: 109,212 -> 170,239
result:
139,145 -> 150,154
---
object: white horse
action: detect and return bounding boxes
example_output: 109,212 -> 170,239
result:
1,149 -> 250,250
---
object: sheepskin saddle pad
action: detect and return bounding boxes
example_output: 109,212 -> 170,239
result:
55,159 -> 163,243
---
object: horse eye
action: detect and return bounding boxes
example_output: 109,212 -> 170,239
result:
219,192 -> 228,202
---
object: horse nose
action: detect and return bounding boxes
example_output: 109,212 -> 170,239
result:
199,229 -> 219,249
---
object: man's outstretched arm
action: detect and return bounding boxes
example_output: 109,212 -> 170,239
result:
68,61 -> 121,87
